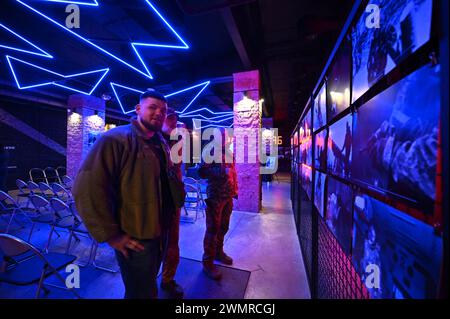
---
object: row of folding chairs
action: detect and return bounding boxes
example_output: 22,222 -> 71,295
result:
15,179 -> 73,208
0,192 -> 81,297
28,167 -> 69,185
182,177 -> 207,223
1,191 -> 91,260
2,181 -> 117,273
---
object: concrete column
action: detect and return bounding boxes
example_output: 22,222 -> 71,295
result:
66,94 -> 105,179
233,70 -> 262,213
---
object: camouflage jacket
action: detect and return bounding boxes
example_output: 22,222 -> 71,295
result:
198,162 -> 238,200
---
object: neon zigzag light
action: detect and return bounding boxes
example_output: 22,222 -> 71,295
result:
6,55 -> 109,95
44,0 -> 98,6
110,81 -> 210,114
17,0 -> 189,79
165,81 -> 210,114
192,118 -> 233,130
179,107 -> 233,118
185,113 -> 233,121
110,81 -> 233,127
0,23 -> 53,58
180,111 -> 233,121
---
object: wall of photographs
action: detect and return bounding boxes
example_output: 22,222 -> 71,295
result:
290,0 -> 445,299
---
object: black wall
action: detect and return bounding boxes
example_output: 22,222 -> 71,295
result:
0,96 -> 67,190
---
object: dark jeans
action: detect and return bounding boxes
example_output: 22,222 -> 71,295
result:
115,237 -> 162,299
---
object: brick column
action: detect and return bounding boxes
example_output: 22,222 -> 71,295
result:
233,70 -> 262,213
66,94 -> 105,179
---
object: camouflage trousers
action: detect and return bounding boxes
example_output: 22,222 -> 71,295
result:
161,208 -> 181,283
202,197 -> 233,265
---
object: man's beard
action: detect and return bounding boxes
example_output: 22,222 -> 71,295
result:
140,117 -> 162,132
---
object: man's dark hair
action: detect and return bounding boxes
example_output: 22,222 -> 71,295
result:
139,89 -> 167,103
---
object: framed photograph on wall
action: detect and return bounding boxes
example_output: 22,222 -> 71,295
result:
314,171 -> 327,218
327,35 -> 351,122
352,193 -> 442,299
313,82 -> 327,131
327,114 -> 353,179
352,0 -> 434,102
314,128 -> 327,171
325,176 -> 353,255
352,63 -> 440,214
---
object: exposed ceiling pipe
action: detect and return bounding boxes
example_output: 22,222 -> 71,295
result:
0,88 -> 132,122
0,88 -> 66,109
221,7 -> 252,70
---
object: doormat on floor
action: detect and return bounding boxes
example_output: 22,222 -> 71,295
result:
158,257 -> 251,299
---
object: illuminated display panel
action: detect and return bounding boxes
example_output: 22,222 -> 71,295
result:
352,193 -> 442,299
313,82 -> 327,130
352,0 -> 433,102
327,114 -> 352,179
325,176 -> 353,255
352,64 -> 440,213
327,35 -> 351,122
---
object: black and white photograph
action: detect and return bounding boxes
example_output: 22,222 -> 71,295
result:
314,171 -> 326,217
314,128 -> 327,171
352,64 -> 440,213
313,82 -> 327,131
327,36 -> 351,121
299,112 -> 313,166
352,0 -> 433,102
301,163 -> 313,200
325,177 -> 353,255
327,114 -> 352,179
352,193 -> 442,299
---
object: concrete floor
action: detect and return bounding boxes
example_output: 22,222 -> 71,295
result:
179,174 -> 310,298
0,173 -> 310,299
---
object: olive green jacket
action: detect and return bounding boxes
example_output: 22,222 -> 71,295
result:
72,120 -> 185,243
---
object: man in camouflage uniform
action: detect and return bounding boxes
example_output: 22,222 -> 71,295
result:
160,108 -> 184,298
199,136 -> 238,280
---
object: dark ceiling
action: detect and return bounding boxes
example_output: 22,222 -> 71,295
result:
0,0 -> 354,141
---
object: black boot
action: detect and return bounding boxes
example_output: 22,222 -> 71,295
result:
160,280 -> 184,299
215,251 -> 233,265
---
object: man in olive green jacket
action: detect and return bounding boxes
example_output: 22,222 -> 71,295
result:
73,90 -> 185,299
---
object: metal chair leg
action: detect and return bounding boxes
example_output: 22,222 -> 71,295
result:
91,242 -> 118,273
5,212 -> 16,233
45,225 -> 55,253
72,232 -> 81,242
71,235 -> 94,268
66,231 -> 73,254
28,222 -> 36,241
86,238 -> 96,264
35,266 -> 47,299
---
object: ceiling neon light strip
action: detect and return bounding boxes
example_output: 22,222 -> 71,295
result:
110,80 -> 210,114
166,81 -> 210,114
6,55 -> 109,95
44,0 -> 99,6
17,0 -> 189,79
110,82 -> 143,114
179,107 -> 233,117
192,118 -> 233,130
0,23 -> 53,58
180,112 -> 233,121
